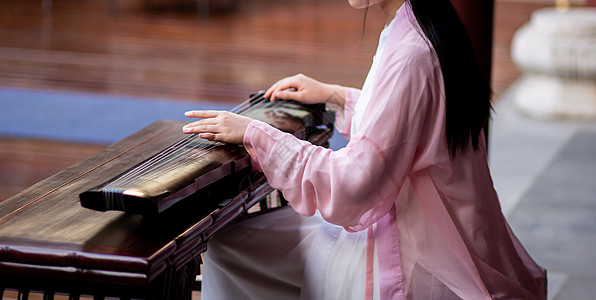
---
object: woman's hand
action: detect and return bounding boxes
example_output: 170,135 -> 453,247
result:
265,74 -> 346,108
182,110 -> 253,144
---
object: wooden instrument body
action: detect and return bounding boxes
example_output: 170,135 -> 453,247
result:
0,100 -> 333,298
0,120 -> 226,298
80,94 -> 333,217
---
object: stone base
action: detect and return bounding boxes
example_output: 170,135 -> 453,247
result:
511,7 -> 596,121
513,74 -> 596,121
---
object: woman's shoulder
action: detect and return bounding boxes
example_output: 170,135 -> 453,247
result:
382,26 -> 440,81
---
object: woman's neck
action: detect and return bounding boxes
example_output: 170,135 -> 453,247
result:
379,0 -> 405,26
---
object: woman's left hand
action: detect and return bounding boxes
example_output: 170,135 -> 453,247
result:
183,110 -> 254,144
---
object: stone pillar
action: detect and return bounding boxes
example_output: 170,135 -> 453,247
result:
511,8 -> 596,120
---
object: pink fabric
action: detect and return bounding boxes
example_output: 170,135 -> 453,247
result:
365,226 -> 374,300
377,206 -> 403,300
337,87 -> 360,140
243,3 -> 546,299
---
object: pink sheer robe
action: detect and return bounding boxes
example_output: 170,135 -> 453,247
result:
242,3 -> 546,299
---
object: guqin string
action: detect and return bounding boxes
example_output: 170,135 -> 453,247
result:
95,91 -> 329,209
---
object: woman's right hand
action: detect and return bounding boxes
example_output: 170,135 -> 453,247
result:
264,74 -> 346,108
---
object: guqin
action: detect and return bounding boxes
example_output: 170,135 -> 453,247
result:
0,91 -> 334,299
80,91 -> 334,216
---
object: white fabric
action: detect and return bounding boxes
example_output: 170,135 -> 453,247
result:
202,207 -> 317,300
202,207 -> 372,300
351,16 -> 395,137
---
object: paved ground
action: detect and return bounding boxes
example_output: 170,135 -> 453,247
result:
489,83 -> 596,300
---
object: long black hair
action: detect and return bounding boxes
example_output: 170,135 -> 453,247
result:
408,0 -> 493,157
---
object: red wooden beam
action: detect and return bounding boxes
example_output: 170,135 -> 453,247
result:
450,0 -> 495,84
449,0 -> 495,145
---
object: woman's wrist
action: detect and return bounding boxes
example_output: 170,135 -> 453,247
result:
323,84 -> 346,110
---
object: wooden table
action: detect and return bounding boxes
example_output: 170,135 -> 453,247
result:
0,120 -> 297,299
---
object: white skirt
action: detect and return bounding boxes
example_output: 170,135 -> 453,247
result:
201,207 -> 377,300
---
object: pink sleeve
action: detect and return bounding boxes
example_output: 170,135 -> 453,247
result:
243,41 -> 441,231
333,87 -> 360,141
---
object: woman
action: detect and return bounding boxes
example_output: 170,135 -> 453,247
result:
182,0 -> 547,298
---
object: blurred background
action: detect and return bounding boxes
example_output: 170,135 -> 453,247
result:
0,0 -> 595,299
0,0 -> 552,200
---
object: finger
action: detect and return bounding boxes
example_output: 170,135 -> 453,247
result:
266,85 -> 288,102
266,79 -> 298,101
193,118 -> 219,125
264,82 -> 279,100
274,89 -> 303,102
181,119 -> 212,131
182,123 -> 220,134
265,77 -> 292,98
200,132 -> 231,144
198,132 -> 218,141
184,110 -> 221,119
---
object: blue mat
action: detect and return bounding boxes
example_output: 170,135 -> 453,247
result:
0,87 -> 237,144
0,87 -> 347,149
